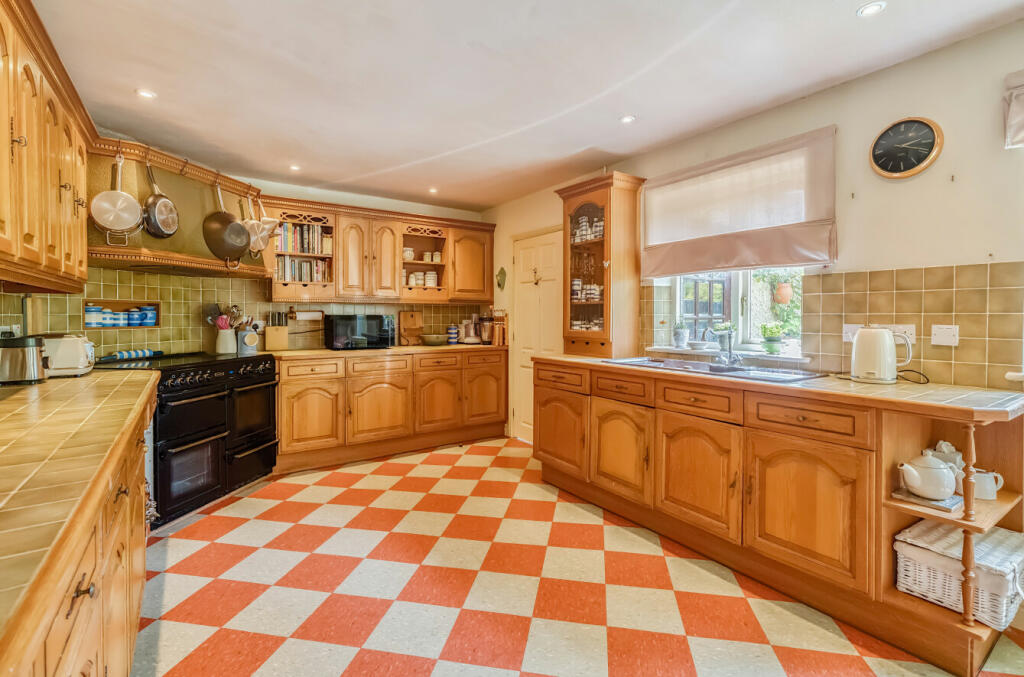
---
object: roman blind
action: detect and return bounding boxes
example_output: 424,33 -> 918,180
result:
642,125 -> 837,278
1005,69 -> 1024,149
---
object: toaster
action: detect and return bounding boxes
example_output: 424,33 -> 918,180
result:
0,336 -> 48,385
41,334 -> 95,377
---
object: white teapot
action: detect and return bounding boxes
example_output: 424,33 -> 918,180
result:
898,449 -> 963,500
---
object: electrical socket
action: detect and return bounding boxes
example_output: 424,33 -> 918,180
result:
11,324 -> 21,337
931,324 -> 960,346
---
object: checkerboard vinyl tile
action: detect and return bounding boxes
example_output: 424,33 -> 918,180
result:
134,438 -> 1024,677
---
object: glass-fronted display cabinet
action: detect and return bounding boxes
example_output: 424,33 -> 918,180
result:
556,172 -> 645,358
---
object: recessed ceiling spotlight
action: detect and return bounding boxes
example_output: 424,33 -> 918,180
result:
289,165 -> 301,171
620,114 -> 637,124
135,88 -> 157,99
428,187 -> 438,194
856,1 -> 887,17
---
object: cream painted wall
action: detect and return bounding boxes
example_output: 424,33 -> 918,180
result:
484,19 -> 1024,312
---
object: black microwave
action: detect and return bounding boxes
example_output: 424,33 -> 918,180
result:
324,314 -> 395,350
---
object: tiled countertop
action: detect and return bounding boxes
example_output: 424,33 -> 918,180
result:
273,344 -> 507,359
0,370 -> 159,631
537,355 -> 1024,422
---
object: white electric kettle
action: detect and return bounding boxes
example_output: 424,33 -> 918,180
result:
850,326 -> 911,384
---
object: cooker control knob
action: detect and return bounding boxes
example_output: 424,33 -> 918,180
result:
185,374 -> 195,385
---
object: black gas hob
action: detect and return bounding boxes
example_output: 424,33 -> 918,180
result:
97,352 -> 278,525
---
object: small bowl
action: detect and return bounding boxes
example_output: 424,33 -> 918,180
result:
421,334 -> 448,346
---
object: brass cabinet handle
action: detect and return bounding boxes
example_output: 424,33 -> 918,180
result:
11,135 -> 27,147
793,414 -> 818,424
66,574 -> 96,619
59,182 -> 72,192
728,472 -> 738,491
688,396 -> 706,404
613,384 -> 626,390
643,446 -> 650,468
550,373 -> 565,381
114,485 -> 129,502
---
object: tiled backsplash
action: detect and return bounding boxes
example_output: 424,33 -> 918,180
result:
0,268 -> 484,357
640,283 -> 674,348
802,262 -> 1024,390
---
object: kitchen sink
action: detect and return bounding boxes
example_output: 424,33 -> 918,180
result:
603,357 -> 825,383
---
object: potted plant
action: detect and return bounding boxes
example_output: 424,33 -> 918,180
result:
761,322 -> 784,354
673,321 -> 689,348
712,321 -> 733,351
773,281 -> 794,305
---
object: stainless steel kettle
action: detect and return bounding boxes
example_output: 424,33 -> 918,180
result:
850,326 -> 911,384
0,336 -> 48,385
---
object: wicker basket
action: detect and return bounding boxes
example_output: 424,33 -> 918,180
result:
894,520 -> 1024,631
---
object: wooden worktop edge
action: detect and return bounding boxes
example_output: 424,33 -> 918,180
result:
273,345 -> 508,361
533,356 -> 1021,423
0,373 -> 159,673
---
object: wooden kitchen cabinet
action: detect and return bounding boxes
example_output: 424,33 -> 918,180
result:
101,505 -> 131,677
414,370 -> 462,433
589,396 -> 654,505
337,215 -> 370,296
11,43 -> 44,266
0,15 -> 15,259
743,429 -> 872,593
41,82 -> 62,272
127,454 -> 147,631
58,120 -> 76,275
347,373 -> 413,444
72,133 -> 88,279
462,364 -> 506,425
370,220 -> 402,297
534,385 -> 589,480
279,379 -> 345,453
448,228 -> 493,301
654,410 -> 743,543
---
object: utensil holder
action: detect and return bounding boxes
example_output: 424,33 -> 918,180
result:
215,329 -> 236,354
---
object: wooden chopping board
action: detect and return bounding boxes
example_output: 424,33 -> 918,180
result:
399,311 -> 423,346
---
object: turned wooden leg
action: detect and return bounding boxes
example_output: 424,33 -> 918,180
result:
961,529 -> 976,626
963,423 -> 977,521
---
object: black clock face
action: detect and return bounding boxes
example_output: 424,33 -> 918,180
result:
872,119 -> 936,175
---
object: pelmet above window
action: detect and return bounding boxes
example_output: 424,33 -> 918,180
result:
641,125 -> 837,278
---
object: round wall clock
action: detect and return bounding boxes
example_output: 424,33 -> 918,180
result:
870,117 -> 943,179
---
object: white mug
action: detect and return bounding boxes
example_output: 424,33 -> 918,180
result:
973,470 -> 1004,500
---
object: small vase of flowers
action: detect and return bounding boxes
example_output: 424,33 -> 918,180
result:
761,322 -> 784,354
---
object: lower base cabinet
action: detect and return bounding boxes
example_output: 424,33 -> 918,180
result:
415,370 -> 462,433
462,365 -> 506,425
533,385 -> 589,480
280,379 -> 345,453
101,506 -> 131,677
347,374 -> 414,444
654,410 -> 743,543
589,396 -> 654,505
743,429 -> 873,593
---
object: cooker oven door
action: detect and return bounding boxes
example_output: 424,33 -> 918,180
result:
154,430 -> 227,525
225,438 -> 278,492
227,379 -> 278,450
156,386 -> 228,442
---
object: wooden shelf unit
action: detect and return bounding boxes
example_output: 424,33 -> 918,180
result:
556,172 -> 645,358
274,211 -> 335,285
401,225 -> 449,303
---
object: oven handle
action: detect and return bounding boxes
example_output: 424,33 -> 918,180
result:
161,391 -> 228,408
166,431 -> 229,455
227,438 -> 279,462
231,379 -> 279,394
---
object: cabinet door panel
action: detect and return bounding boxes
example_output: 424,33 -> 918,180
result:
744,430 -> 872,593
654,410 -> 742,543
414,370 -> 462,433
589,396 -> 653,505
12,51 -> 43,265
0,21 -> 14,257
280,379 -> 345,453
370,221 -> 401,297
338,216 -> 370,296
533,385 -> 588,480
41,95 -> 61,271
73,135 -> 88,279
462,364 -> 506,425
58,121 -> 75,274
347,373 -> 413,444
101,506 -> 130,677
449,229 -> 492,301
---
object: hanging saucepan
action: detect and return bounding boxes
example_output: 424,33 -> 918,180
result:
202,183 -> 250,269
142,161 -> 178,238
90,153 -> 143,246
242,196 -> 270,257
257,197 -> 280,234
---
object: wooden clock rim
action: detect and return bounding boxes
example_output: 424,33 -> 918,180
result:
869,116 -> 944,180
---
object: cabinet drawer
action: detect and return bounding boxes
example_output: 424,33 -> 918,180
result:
347,355 -> 412,376
744,392 -> 875,450
282,358 -> 345,380
465,352 -> 504,366
413,353 -> 463,371
46,528 -> 98,675
591,371 -> 654,406
534,364 -> 589,394
656,380 -> 742,424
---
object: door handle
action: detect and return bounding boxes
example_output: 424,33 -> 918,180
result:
166,431 -> 228,455
229,438 -> 279,461
232,379 -> 279,394
162,391 -> 228,408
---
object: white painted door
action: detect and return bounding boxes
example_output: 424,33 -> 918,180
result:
511,230 -> 562,442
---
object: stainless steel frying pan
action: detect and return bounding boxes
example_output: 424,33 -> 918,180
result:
142,162 -> 178,238
90,153 -> 143,246
202,184 -> 250,268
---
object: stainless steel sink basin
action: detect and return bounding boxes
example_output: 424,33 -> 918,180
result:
603,357 -> 824,383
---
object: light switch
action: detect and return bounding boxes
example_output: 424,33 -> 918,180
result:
931,324 -> 959,346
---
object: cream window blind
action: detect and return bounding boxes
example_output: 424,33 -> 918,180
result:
1005,69 -> 1024,149
642,126 -> 837,278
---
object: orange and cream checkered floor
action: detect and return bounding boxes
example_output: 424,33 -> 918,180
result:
132,438 -> 1024,676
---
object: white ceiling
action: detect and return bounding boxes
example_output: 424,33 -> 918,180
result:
35,0 -> 1024,211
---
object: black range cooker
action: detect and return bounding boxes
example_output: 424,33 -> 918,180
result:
96,353 -> 277,525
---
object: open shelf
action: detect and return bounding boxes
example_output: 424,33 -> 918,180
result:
403,260 -> 445,267
884,490 -> 1022,534
83,299 -> 161,329
571,300 -> 604,305
278,251 -> 333,259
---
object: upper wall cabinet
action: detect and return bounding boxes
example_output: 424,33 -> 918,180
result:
0,3 -> 88,293
337,215 -> 370,297
370,220 -> 402,298
449,228 -> 493,302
